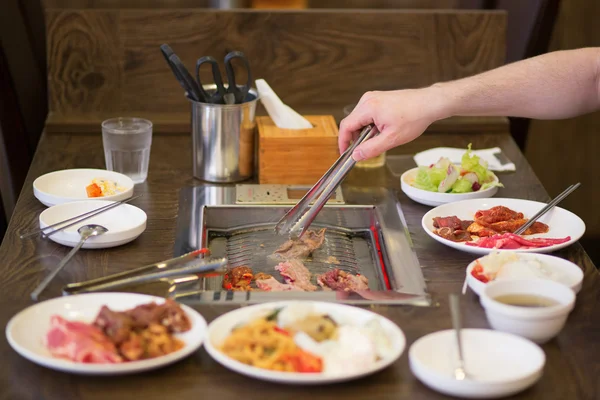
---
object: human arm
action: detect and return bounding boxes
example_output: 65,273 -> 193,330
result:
339,47 -> 600,161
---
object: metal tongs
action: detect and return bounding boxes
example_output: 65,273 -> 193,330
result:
62,249 -> 228,295
275,124 -> 379,239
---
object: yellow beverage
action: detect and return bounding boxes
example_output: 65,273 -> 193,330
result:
342,103 -> 386,168
356,152 -> 386,168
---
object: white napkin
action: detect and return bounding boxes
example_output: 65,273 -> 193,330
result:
255,79 -> 313,129
413,147 -> 516,171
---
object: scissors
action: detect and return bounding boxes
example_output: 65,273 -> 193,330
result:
195,51 -> 253,104
159,44 -> 204,102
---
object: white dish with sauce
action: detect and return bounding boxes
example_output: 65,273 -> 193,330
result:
480,279 -> 576,344
466,252 -> 584,296
33,169 -> 134,207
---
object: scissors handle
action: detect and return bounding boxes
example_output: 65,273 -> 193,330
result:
224,51 -> 253,104
160,44 -> 203,102
196,56 -> 227,104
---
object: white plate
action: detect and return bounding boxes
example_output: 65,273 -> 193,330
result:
409,329 -> 545,399
33,169 -> 134,207
466,252 -> 584,296
204,301 -> 406,385
422,198 -> 585,255
39,200 -> 147,249
401,167 -> 500,207
5,293 -> 207,375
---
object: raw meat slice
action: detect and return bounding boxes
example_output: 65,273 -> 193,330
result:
45,315 -> 122,363
275,259 -> 317,291
435,227 -> 473,242
474,206 -> 524,226
432,216 -> 463,230
466,233 -> 571,249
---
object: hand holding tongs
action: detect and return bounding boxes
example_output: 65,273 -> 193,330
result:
275,124 -> 379,239
62,249 -> 227,295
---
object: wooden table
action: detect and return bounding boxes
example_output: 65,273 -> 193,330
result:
0,130 -> 598,400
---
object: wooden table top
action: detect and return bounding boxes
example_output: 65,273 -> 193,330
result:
0,130 -> 598,400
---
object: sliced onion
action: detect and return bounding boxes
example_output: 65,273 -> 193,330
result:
462,172 -> 478,184
438,164 -> 459,192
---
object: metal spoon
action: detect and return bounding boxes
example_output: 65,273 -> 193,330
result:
31,224 -> 108,301
449,293 -> 469,380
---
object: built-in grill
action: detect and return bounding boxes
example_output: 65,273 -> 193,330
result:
171,184 -> 431,306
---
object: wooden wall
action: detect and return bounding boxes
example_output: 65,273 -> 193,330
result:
44,9 -> 506,132
525,0 -> 600,262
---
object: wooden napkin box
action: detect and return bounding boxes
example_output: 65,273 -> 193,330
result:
257,115 -> 340,185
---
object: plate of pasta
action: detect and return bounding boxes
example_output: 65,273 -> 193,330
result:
204,301 -> 406,384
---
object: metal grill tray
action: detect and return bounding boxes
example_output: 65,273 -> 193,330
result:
171,185 -> 431,305
205,225 -> 384,291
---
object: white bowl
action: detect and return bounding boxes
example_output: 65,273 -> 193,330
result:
39,200 -> 147,249
466,252 -> 584,296
409,328 -> 545,399
480,279 -> 576,344
204,300 -> 406,385
422,198 -> 586,255
34,169 -> 134,207
6,293 -> 207,375
401,167 -> 500,207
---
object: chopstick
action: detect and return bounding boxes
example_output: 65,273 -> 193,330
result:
20,194 -> 143,240
513,183 -> 581,235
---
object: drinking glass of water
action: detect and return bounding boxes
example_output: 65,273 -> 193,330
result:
102,117 -> 152,183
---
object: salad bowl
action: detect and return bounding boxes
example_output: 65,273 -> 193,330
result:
400,144 -> 503,207
401,167 -> 500,207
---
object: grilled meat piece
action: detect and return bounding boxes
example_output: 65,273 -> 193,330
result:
317,269 -> 369,292
273,228 -> 326,260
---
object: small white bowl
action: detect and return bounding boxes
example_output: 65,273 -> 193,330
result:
466,252 -> 584,296
39,200 -> 147,249
401,167 -> 500,207
480,279 -> 576,344
409,328 -> 545,399
34,169 -> 134,207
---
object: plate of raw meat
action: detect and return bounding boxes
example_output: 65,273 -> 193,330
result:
5,293 -> 207,375
421,198 -> 585,255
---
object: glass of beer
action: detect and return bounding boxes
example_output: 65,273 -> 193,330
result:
342,104 -> 386,169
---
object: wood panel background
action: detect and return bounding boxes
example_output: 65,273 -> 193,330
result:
42,0 -> 478,10
525,0 -> 600,261
44,9 -> 507,131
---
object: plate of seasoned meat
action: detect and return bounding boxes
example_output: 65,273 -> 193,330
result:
5,293 -> 207,375
421,198 -> 585,255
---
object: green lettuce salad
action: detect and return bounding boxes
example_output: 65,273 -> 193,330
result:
412,144 -> 503,193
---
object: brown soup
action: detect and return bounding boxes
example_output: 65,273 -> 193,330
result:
493,294 -> 559,308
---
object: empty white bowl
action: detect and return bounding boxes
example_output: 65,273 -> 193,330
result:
39,200 -> 147,249
409,328 -> 545,399
400,167 -> 500,207
33,169 -> 134,207
466,252 -> 584,296
480,279 -> 576,344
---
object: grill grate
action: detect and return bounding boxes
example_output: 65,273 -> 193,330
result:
205,225 -> 383,291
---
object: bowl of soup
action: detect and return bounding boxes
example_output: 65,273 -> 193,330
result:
480,279 -> 576,344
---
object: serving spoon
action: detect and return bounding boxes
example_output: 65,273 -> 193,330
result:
31,224 -> 108,301
449,293 -> 469,380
